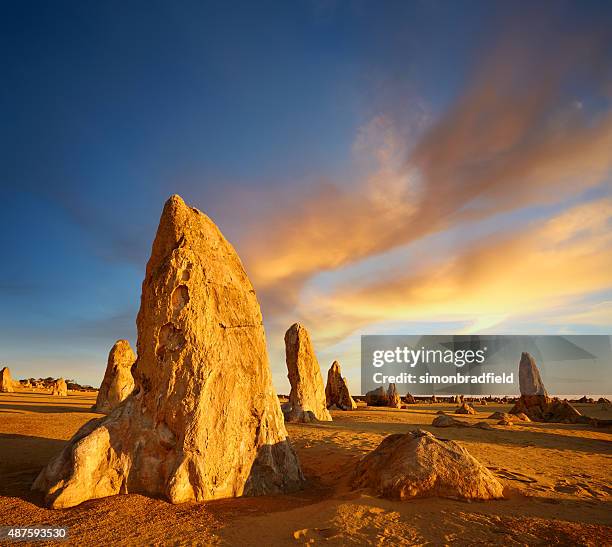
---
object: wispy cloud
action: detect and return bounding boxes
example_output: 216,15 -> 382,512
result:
231,22 -> 612,325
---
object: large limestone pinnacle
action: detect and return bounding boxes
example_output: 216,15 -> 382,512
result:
93,339 -> 136,414
283,323 -> 332,423
33,195 -> 304,508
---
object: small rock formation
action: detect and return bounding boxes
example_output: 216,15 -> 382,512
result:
488,411 -> 510,421
431,395 -> 438,403
283,323 -> 332,423
33,195 -> 304,509
474,421 -> 493,430
509,352 -> 586,423
432,415 -> 469,428
597,397 -> 610,405
351,430 -> 504,500
498,418 -> 513,426
404,393 -> 416,404
50,378 -> 68,397
94,340 -> 136,414
365,386 -> 389,407
514,412 -> 531,422
325,361 -> 356,411
387,383 -> 401,408
455,402 -> 476,415
1,367 -> 14,393
480,400 -> 488,406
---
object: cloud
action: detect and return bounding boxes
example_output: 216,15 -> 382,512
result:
295,197 -> 612,342
232,22 -> 612,321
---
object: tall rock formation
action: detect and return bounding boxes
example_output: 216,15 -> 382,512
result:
283,323 -> 332,422
518,352 -> 548,397
509,352 -> 585,423
50,378 -> 68,397
325,361 -> 357,410
387,383 -> 401,408
1,367 -> 14,393
94,340 -> 136,413
33,195 -> 304,509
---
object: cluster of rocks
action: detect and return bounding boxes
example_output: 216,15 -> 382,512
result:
364,383 -> 405,408
509,353 -> 588,424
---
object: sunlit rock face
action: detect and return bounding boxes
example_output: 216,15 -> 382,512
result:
0,367 -> 14,393
325,361 -> 357,411
50,378 -> 67,397
93,339 -> 135,414
33,194 -> 304,509
510,352 -> 584,423
283,323 -> 332,423
352,430 -> 504,501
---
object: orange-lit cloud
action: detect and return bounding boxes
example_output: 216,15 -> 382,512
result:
236,27 -> 612,320
295,198 -> 612,343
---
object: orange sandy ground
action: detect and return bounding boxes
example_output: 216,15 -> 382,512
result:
0,391 -> 611,546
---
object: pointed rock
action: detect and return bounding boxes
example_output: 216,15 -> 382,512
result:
33,195 -> 304,509
50,378 -> 68,397
352,430 -> 504,500
1,367 -> 14,393
94,340 -> 136,413
283,323 -> 332,422
387,383 -> 401,408
518,352 -> 548,396
325,361 -> 356,411
509,353 -> 584,423
404,393 -> 416,404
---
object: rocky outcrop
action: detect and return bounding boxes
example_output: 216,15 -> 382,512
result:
33,195 -> 304,509
365,386 -> 389,407
50,378 -> 68,397
283,323 -> 332,423
455,402 -> 475,415
518,352 -> 548,397
509,353 -> 585,423
94,340 -> 136,414
387,383 -> 401,408
325,361 -> 356,411
432,415 -> 469,428
404,393 -> 416,404
352,430 -> 504,500
1,367 -> 14,393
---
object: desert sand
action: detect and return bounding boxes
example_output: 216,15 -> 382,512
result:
1,388 -> 610,546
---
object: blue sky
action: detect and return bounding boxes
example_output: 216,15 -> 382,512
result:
1,1 -> 611,393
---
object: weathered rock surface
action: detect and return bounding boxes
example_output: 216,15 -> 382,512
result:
365,386 -> 389,407
0,367 -> 14,393
432,415 -> 469,428
404,393 -> 416,404
509,353 -> 585,423
93,340 -> 136,414
33,195 -> 304,509
518,352 -> 548,396
283,323 -> 332,423
50,378 -> 68,397
387,383 -> 401,408
325,361 -> 356,411
455,402 -> 476,415
351,430 -> 504,500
